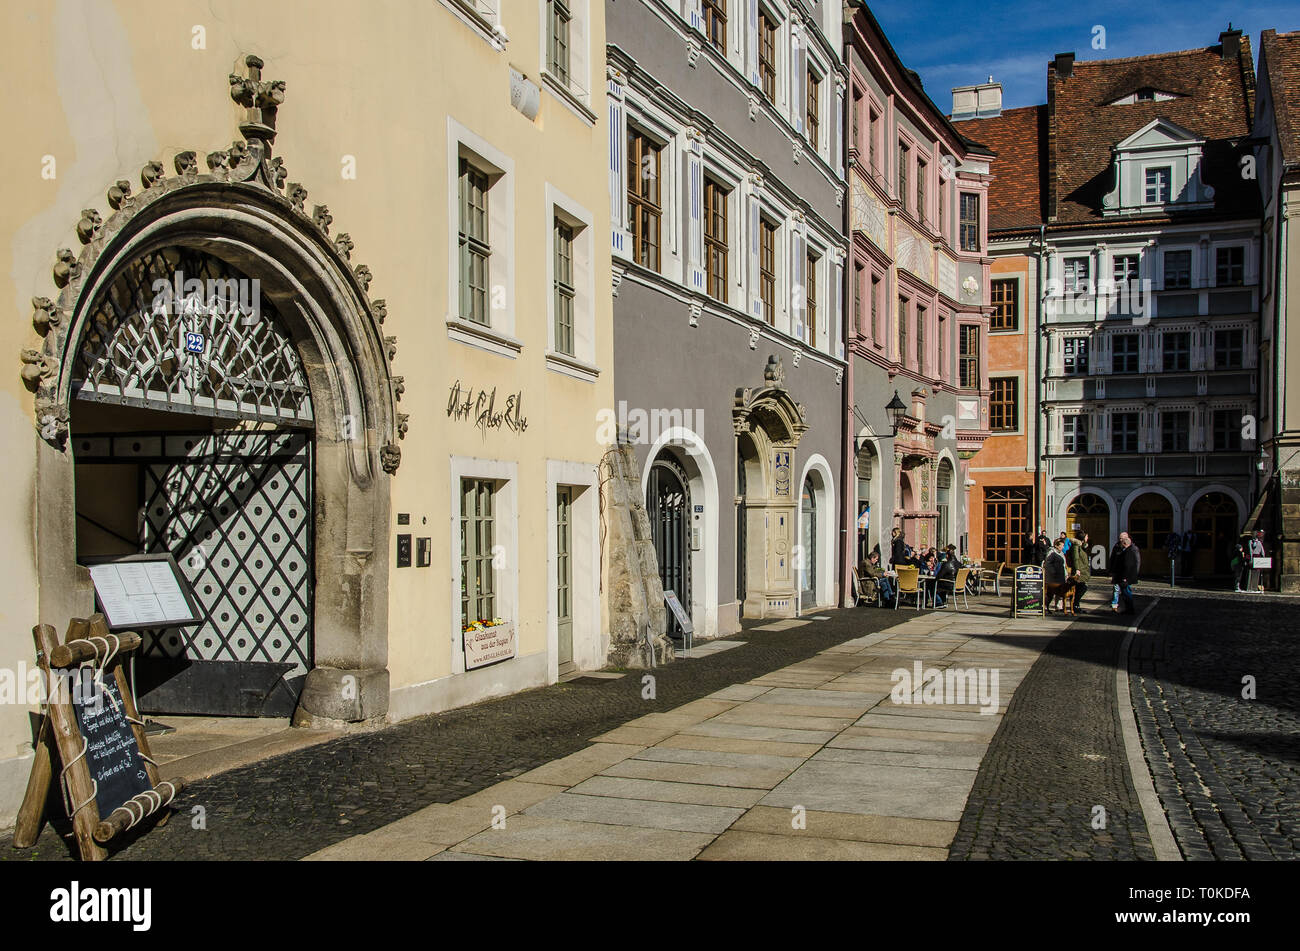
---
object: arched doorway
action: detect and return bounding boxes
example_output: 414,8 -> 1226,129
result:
71,247 -> 315,715
28,103 -> 402,724
1128,493 -> 1174,577
1191,492 -> 1239,576
800,474 -> 817,607
1067,493 -> 1110,568
647,452 -> 691,636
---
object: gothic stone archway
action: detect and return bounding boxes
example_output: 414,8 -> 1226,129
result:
21,56 -> 405,724
733,355 -> 808,619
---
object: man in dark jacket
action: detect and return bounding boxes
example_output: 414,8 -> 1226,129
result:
933,545 -> 960,606
1111,531 -> 1140,614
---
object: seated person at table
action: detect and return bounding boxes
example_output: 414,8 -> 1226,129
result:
860,551 -> 894,606
933,546 -> 960,606
922,550 -> 939,574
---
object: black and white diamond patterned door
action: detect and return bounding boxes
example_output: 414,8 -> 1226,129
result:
138,431 -> 313,716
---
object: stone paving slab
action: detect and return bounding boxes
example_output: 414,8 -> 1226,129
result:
751,686 -> 888,708
600,758 -> 793,790
566,775 -> 767,808
706,684 -> 771,702
730,805 -> 958,847
631,745 -> 808,772
653,732 -> 824,759
678,721 -> 840,745
853,714 -> 1000,735
761,761 -> 976,821
696,830 -> 946,861
709,706 -> 856,732
450,815 -> 715,861
453,780 -> 568,814
513,743 -> 646,788
810,746 -> 984,771
524,792 -> 744,834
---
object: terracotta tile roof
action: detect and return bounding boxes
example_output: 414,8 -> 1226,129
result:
1048,39 -> 1257,223
953,105 -> 1047,234
1261,30 -> 1300,168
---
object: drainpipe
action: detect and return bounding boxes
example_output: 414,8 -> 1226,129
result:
840,28 -> 855,608
1035,225 -> 1045,535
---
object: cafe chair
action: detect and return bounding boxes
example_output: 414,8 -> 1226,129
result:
936,567 -> 971,611
894,565 -> 922,611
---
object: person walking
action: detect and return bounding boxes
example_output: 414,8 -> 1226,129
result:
1072,531 -> 1092,606
1249,530 -> 1267,592
1111,531 -> 1140,614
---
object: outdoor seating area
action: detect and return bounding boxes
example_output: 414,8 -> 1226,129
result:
854,560 -> 1003,612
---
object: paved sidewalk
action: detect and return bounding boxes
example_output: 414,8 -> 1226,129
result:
305,603 -> 1069,861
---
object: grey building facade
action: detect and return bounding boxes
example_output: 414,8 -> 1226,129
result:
606,0 -> 848,636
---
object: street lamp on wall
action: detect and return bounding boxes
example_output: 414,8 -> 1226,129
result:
886,390 -> 908,437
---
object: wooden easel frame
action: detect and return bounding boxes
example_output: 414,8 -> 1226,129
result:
11,614 -> 183,861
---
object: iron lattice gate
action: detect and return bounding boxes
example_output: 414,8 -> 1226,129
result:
137,430 -> 313,716
648,458 -> 691,637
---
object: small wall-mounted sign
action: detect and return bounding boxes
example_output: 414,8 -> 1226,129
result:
396,533 -> 412,568
184,331 -> 205,354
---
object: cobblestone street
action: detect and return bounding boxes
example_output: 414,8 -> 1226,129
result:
5,587 -> 1298,862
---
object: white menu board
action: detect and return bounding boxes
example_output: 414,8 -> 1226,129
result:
86,555 -> 201,629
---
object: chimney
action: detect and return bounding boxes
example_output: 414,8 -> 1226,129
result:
951,78 -> 1002,120
1220,25 -> 1242,61
1053,52 -> 1075,79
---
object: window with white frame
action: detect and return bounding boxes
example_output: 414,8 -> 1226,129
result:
806,68 -> 821,154
1062,414 -> 1089,454
547,1 -> 571,85
1063,337 -> 1089,375
547,187 -> 595,370
758,9 -> 777,102
805,248 -> 819,346
1063,256 -> 1090,293
959,193 -> 980,252
627,125 -> 663,273
459,158 -> 491,325
1112,253 -> 1139,292
702,0 -> 726,52
553,218 -> 575,356
704,176 -> 729,303
1144,166 -> 1172,204
760,217 -> 778,325
449,122 -> 515,348
461,478 -> 497,629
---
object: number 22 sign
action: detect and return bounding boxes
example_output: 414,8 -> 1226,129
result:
184,331 -> 205,355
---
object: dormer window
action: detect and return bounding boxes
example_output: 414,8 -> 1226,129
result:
1107,88 -> 1179,105
1144,166 -> 1172,204
1102,118 -> 1214,217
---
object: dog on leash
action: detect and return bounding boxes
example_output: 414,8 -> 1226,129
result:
1045,578 -> 1079,615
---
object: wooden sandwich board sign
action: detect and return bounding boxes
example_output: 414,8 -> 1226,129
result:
1012,565 -> 1045,618
11,614 -> 184,861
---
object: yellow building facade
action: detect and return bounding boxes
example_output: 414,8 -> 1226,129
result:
0,0 -> 612,829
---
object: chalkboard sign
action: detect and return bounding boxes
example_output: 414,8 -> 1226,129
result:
69,671 -> 153,816
12,616 -> 185,861
1013,565 -> 1044,618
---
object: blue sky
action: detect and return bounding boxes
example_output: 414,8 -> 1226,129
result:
870,1 -> 1300,112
